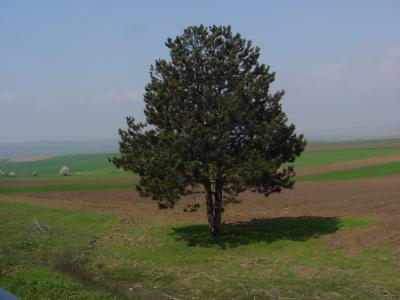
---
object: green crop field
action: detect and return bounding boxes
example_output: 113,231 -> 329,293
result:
1,145 -> 400,186
0,153 -> 130,179
299,161 -> 400,181
1,145 -> 400,181
292,146 -> 400,168
2,200 -> 400,299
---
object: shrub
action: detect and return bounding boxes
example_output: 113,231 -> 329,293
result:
59,166 -> 69,176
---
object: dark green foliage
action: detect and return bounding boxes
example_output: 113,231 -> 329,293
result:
114,25 -> 305,236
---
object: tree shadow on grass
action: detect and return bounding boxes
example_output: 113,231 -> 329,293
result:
171,216 -> 340,249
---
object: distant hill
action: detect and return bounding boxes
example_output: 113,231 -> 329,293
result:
0,139 -> 119,160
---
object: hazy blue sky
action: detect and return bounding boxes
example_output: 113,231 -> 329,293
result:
1,1 -> 400,142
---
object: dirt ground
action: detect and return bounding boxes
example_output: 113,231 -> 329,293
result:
0,177 -> 136,188
1,174 -> 400,253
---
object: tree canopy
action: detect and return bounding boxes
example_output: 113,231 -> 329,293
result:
113,25 -> 306,237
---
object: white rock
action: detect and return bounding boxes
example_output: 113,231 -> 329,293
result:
0,170 -> 5,176
8,171 -> 15,177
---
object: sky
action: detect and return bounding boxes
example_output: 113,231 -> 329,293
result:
1,0 -> 400,143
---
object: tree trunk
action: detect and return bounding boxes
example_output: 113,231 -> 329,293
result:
205,180 -> 222,238
205,185 -> 216,237
213,176 -> 223,236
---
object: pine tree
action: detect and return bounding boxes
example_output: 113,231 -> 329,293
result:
113,25 -> 306,237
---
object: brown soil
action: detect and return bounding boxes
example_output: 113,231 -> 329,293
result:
1,175 -> 400,253
296,153 -> 400,176
0,177 -> 137,188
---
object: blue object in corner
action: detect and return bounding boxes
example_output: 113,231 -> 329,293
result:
0,289 -> 19,300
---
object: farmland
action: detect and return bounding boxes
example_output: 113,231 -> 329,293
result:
292,146 -> 400,168
1,139 -> 400,299
0,153 -> 129,179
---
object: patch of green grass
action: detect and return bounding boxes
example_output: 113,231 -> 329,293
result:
0,267 -> 120,300
0,182 -> 135,193
0,153 -> 130,179
0,200 -> 398,299
336,217 -> 373,228
299,161 -> 400,181
0,201 -> 114,260
0,201 -> 122,299
92,218 -> 394,299
292,147 -> 400,168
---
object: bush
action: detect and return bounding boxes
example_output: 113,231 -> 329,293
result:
59,166 -> 69,176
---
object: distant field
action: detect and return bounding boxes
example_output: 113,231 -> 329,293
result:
1,143 -> 400,184
292,146 -> 400,168
299,161 -> 400,181
0,153 -> 130,179
0,139 -> 119,160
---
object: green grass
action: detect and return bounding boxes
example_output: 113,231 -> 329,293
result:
0,182 -> 135,193
0,201 -> 122,299
1,200 -> 399,299
299,161 -> 400,181
0,153 -> 130,179
0,267 -> 121,299
292,146 -> 400,168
